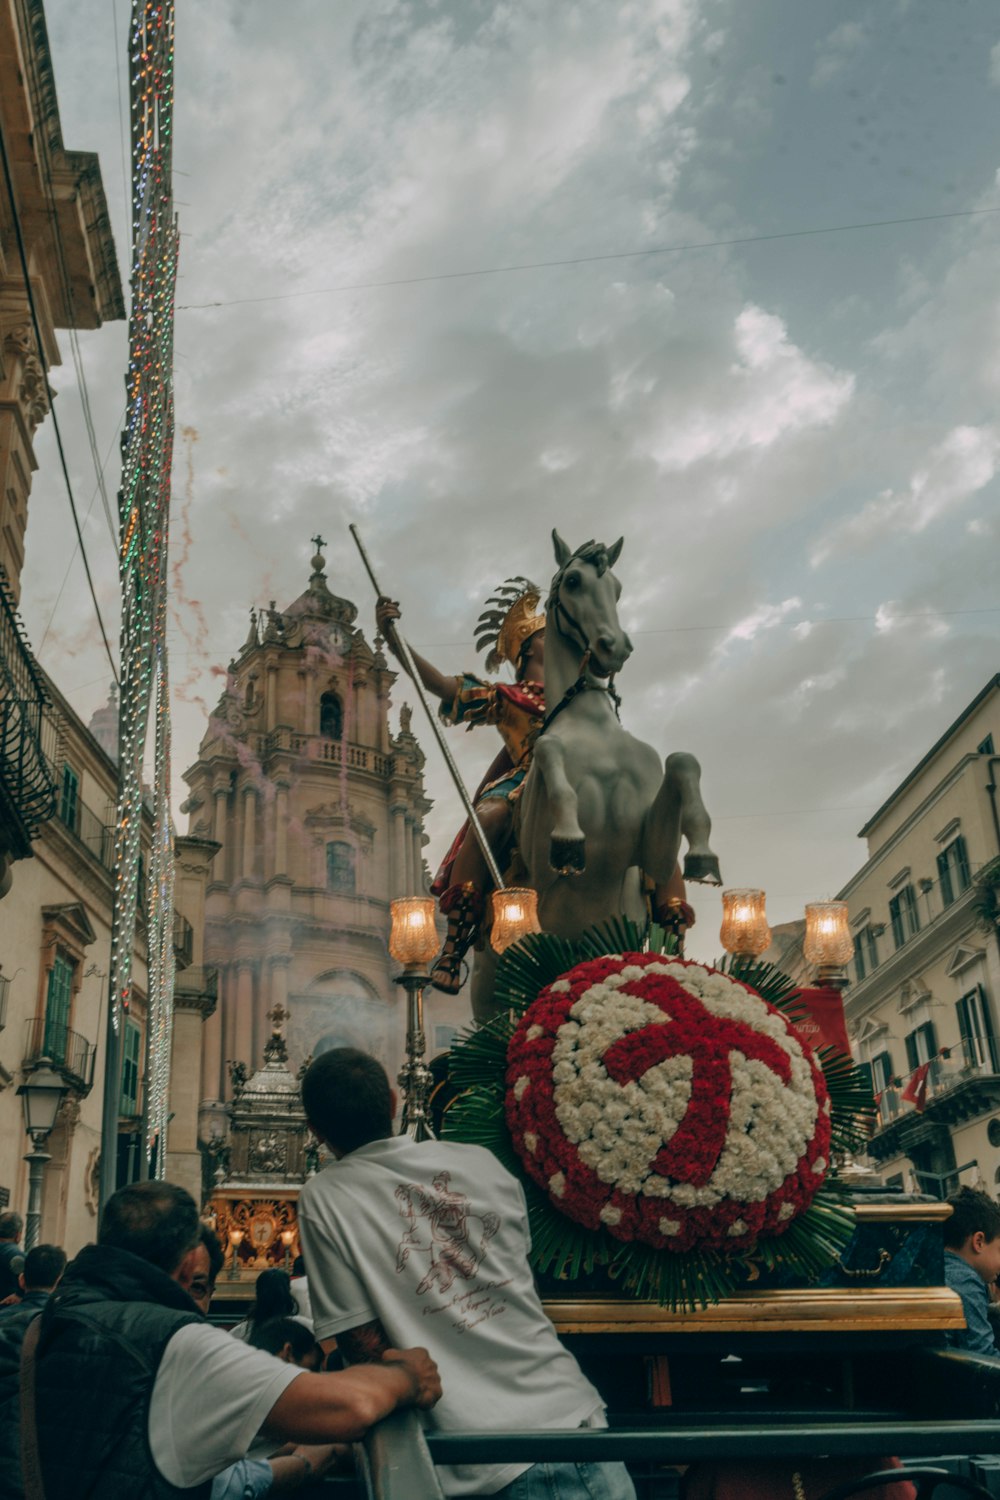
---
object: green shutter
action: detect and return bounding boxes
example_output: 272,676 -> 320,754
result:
44,953 -> 74,1062
121,1020 -> 142,1114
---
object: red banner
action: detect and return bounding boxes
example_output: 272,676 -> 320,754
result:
787,986 -> 851,1060
901,1061 -> 930,1113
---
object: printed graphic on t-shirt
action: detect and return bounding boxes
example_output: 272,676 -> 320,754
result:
395,1171 -> 511,1329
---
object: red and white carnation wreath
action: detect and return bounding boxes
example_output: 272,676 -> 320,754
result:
505,953 -> 832,1253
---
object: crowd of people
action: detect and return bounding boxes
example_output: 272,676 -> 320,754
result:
0,1047 -> 635,1499
4,1050 -> 1000,1499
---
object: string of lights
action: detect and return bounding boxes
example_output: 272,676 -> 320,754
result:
100,0 -> 178,1203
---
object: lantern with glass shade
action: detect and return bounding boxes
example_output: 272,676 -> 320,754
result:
17,1059 -> 68,1251
389,897 -> 441,1142
719,888 -> 772,959
803,901 -> 854,991
227,1227 -> 244,1280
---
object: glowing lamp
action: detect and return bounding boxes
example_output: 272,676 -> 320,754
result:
280,1228 -> 295,1247
719,888 -> 771,958
490,888 -> 541,954
389,897 -> 439,969
804,902 -> 854,976
228,1228 -> 244,1247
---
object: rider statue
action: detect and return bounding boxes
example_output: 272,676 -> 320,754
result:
377,581 -> 695,996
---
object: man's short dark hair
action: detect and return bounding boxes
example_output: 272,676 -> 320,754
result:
944,1187 -> 1000,1248
199,1223 -> 225,1281
248,1316 -> 319,1363
301,1048 -> 393,1154
99,1182 -> 201,1274
23,1244 -> 67,1291
0,1210 -> 23,1241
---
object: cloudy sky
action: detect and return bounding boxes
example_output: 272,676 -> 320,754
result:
22,0 -> 1000,957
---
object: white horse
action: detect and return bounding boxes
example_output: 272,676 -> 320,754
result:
470,530 -> 721,1023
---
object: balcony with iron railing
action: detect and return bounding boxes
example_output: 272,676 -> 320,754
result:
0,564 -> 58,859
23,1014 -> 96,1096
871,1036 -> 1000,1155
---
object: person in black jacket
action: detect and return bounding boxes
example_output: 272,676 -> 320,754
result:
10,1180 -> 439,1500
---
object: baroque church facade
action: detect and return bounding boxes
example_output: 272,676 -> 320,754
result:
182,544 -> 464,1146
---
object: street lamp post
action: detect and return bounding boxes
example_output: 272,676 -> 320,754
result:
17,1059 -> 68,1251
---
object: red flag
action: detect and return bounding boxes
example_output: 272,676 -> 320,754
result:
787,987 -> 852,1060
901,1062 -> 930,1113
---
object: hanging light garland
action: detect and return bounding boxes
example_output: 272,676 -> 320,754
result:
103,0 -> 178,1193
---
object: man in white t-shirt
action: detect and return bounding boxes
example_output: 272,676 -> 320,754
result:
299,1048 -> 636,1500
26,1180 -> 440,1499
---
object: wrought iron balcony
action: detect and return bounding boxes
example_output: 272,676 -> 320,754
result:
23,1014 -> 96,1096
0,565 -> 58,864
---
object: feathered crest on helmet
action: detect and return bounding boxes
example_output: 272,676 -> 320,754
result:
474,576 -> 545,674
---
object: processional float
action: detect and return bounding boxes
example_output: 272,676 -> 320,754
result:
349,526 -> 996,1494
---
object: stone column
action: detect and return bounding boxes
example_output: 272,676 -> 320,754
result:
211,786 -> 228,847
234,961 -> 254,1071
391,805 -> 408,898
411,824 -> 425,892
274,780 -> 290,877
165,992 -> 212,1207
202,989 -> 223,1104
241,787 -> 257,881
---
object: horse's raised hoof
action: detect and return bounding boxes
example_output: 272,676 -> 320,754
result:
550,836 -> 586,875
684,851 -> 722,886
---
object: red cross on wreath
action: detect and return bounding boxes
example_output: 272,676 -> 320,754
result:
505,953 -> 831,1253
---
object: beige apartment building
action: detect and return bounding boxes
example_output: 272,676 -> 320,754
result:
0,675 -> 216,1250
842,675 -> 1000,1196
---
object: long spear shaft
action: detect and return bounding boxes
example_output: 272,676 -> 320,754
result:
349,523 -> 506,891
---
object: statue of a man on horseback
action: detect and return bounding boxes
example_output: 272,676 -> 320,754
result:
376,531 -> 714,1015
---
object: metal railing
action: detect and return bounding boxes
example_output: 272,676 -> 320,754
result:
875,1040 -> 1000,1130
54,787 -> 116,873
23,1014 -> 96,1094
0,564 -> 58,847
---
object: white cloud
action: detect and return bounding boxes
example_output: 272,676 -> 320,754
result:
717,596 -> 802,653
650,305 -> 854,470
811,424 -> 1000,566
811,21 -> 868,87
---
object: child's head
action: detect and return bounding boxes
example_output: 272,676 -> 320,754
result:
944,1186 -> 1000,1283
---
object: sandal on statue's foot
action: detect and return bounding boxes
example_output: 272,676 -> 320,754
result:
431,882 -> 484,995
429,951 -> 465,995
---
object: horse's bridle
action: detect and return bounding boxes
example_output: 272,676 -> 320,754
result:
541,574 -> 623,735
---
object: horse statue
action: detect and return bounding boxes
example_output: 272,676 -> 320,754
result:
471,529 -> 721,1022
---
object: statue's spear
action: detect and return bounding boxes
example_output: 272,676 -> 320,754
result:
349,523 -> 506,891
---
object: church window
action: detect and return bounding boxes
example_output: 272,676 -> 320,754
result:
326,841 -> 356,894
320,692 -> 343,740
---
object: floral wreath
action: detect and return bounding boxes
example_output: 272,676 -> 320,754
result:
443,918 -> 874,1309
